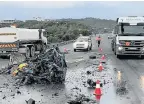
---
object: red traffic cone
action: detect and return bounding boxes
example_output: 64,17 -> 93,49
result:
98,62 -> 103,71
98,48 -> 102,53
101,55 -> 105,60
100,55 -> 106,63
94,80 -> 102,101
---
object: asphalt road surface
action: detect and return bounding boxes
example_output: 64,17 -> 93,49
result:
0,34 -> 144,104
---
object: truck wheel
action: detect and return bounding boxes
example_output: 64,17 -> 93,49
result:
30,46 -> 35,57
0,56 -> 8,59
140,55 -> 144,59
116,55 -> 121,59
25,47 -> 30,58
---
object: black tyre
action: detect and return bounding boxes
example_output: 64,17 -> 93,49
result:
86,47 -> 89,51
0,56 -> 9,59
89,55 -> 96,59
30,46 -> 35,57
90,44 -> 92,50
140,55 -> 144,59
116,55 -> 121,59
112,47 -> 114,51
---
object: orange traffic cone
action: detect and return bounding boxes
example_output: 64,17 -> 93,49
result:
94,80 -> 102,102
98,62 -> 103,71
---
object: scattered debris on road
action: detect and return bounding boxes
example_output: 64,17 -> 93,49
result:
86,71 -> 91,75
0,47 -> 67,85
67,94 -> 96,104
87,79 -> 103,88
89,55 -> 96,59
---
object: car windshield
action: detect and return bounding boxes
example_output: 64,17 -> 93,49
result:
76,38 -> 89,42
118,25 -> 144,35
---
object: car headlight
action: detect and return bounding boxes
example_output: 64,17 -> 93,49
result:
84,43 -> 88,48
73,43 -> 76,47
118,46 -> 123,51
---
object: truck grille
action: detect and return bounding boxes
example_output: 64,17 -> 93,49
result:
119,40 -> 144,47
119,40 -> 144,54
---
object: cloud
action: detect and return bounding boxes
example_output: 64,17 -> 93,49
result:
0,1 -> 86,8
98,1 -> 124,7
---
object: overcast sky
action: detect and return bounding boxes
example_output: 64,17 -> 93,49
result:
0,1 -> 144,20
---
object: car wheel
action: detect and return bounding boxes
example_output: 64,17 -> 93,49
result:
90,45 -> 92,50
86,47 -> 89,51
112,47 -> 114,51
74,49 -> 76,52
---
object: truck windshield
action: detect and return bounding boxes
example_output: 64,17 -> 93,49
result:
118,25 -> 144,36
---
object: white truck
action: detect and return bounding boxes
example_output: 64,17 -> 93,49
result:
0,26 -> 47,58
111,16 -> 144,58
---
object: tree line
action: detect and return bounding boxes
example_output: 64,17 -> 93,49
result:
15,20 -> 92,43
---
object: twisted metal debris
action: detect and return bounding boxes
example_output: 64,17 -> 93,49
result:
1,46 -> 67,85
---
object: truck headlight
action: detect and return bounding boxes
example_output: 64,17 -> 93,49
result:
118,46 -> 123,51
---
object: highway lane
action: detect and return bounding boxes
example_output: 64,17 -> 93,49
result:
0,34 -> 144,104
60,34 -> 144,104
100,34 -> 144,104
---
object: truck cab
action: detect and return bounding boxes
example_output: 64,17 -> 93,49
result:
111,16 -> 144,58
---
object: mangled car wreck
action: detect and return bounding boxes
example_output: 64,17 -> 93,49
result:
1,46 -> 67,85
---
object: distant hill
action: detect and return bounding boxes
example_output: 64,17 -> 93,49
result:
0,18 -> 116,42
58,18 -> 116,33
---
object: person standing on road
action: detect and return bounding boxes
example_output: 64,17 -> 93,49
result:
96,35 -> 101,47
9,53 -> 14,65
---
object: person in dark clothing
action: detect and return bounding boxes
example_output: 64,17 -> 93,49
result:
98,40 -> 101,47
97,35 -> 101,47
